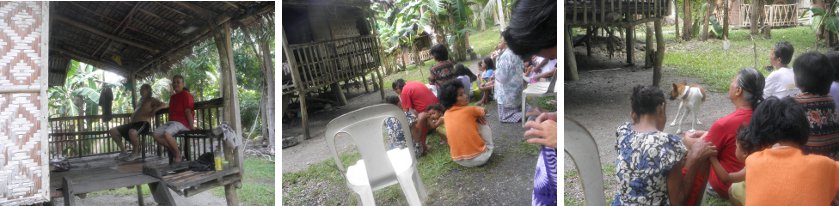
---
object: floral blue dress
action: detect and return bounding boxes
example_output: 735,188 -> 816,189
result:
612,122 -> 687,206
532,146 -> 557,206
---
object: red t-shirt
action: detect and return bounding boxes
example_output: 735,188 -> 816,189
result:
400,81 -> 438,113
685,109 -> 752,204
169,90 -> 195,129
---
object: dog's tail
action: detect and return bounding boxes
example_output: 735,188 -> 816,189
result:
700,87 -> 707,102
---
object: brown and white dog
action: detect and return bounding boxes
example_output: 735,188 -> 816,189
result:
669,81 -> 706,134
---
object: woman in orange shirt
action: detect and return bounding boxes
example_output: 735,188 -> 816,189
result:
438,80 -> 493,167
738,96 -> 839,205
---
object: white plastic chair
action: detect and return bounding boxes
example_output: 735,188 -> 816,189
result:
325,104 -> 428,206
564,117 -> 606,206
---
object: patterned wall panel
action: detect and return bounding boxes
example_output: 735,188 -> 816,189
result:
0,2 -> 49,205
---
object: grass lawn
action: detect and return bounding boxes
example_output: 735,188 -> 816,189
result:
282,132 -> 457,205
380,27 -> 503,91
87,158 -> 275,205
662,26 -> 821,91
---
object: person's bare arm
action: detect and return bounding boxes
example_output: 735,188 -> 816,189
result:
710,157 -> 746,184
668,140 -> 717,205
185,109 -> 194,130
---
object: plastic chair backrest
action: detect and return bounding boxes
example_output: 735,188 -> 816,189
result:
325,104 -> 417,189
564,117 -> 606,206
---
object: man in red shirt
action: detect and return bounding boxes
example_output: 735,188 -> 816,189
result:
392,79 -> 439,154
153,75 -> 195,163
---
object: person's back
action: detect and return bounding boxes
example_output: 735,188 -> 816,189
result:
792,52 -> 839,160
444,105 -> 487,161
614,123 -> 686,205
745,147 -> 839,205
400,81 -> 439,113
764,41 -> 799,99
764,67 -> 799,98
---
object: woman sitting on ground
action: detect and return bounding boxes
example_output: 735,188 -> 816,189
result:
438,80 -> 493,167
613,85 -> 717,205
736,96 -> 839,205
477,57 -> 495,106
454,64 -> 478,101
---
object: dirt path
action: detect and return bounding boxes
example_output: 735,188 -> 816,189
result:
564,50 -> 735,202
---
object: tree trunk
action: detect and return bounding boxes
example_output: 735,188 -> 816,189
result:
759,0 -> 770,38
701,0 -> 713,40
684,0 -> 693,40
723,0 -> 729,38
675,1 -> 681,38
751,0 -> 759,35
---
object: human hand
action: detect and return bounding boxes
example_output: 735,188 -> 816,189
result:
684,130 -> 707,139
524,119 -> 557,149
688,140 -> 717,161
535,112 -> 557,123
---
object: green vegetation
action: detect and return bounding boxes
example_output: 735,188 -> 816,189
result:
470,25 -> 502,57
663,26 -> 820,91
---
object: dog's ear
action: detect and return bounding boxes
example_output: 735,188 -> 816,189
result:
672,83 -> 678,88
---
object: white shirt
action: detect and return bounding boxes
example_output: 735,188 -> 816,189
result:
763,67 -> 800,99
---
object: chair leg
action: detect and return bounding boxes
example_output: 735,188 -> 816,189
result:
352,185 -> 375,206
396,169 -> 426,206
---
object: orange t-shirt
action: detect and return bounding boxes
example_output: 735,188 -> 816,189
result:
443,105 -> 486,160
745,147 -> 839,206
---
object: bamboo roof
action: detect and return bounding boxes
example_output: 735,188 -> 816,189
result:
48,1 -> 275,86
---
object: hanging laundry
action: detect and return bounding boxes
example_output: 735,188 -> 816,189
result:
99,86 -> 114,122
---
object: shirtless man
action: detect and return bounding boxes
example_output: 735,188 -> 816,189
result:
109,84 -> 165,161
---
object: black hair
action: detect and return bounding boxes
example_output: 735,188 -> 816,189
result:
501,0 -> 556,59
793,51 -> 834,95
825,51 -> 839,82
482,57 -> 495,70
736,67 -> 765,109
773,41 -> 794,65
430,44 -> 449,61
427,103 -> 446,113
385,95 -> 400,105
741,96 -> 809,154
630,85 -> 665,116
454,64 -> 478,82
438,80 -> 464,109
734,125 -> 752,154
392,79 -> 406,91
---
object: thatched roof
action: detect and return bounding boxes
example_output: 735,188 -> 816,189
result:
49,1 -> 275,86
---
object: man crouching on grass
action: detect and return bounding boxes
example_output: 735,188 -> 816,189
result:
153,75 -> 195,163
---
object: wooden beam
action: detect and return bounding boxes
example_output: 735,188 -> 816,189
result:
133,15 -> 233,77
54,15 -> 161,54
93,2 -> 144,58
281,26 -> 311,139
51,47 -> 128,76
223,2 -> 243,11
173,2 -> 217,18
213,22 -> 243,206
154,2 -> 191,18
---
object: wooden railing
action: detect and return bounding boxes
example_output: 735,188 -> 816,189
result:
739,4 -> 798,27
49,98 -> 226,161
565,0 -> 670,26
286,35 -> 381,93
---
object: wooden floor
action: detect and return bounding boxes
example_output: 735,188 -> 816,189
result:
49,154 -> 168,198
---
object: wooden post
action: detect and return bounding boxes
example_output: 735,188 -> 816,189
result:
370,15 -> 386,100
213,22 -> 243,206
626,25 -> 635,66
565,28 -> 579,81
282,27 -> 310,139
654,20 -> 665,87
645,22 -> 654,68
129,75 -> 137,108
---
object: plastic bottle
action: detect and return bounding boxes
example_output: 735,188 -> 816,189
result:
214,146 -> 223,171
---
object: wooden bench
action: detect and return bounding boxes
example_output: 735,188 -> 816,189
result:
141,97 -> 242,200
145,98 -> 225,163
53,156 -> 175,206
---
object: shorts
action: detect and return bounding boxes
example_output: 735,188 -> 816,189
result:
115,121 -> 151,141
153,121 -> 190,137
